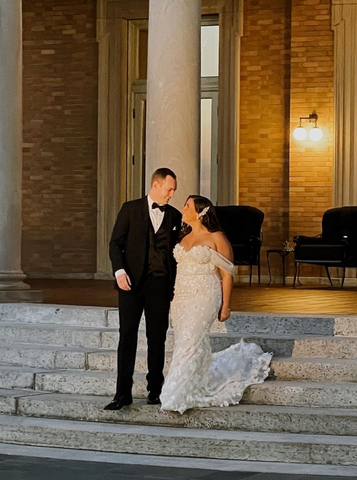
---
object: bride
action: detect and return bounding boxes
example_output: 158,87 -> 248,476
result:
160,195 -> 272,414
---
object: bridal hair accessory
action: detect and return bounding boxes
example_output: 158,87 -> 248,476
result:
197,206 -> 210,220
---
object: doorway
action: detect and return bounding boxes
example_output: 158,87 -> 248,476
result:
128,21 -> 220,203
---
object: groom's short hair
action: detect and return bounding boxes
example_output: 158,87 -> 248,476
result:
151,168 -> 176,185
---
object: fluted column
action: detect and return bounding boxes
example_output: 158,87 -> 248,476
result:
146,0 -> 201,207
332,0 -> 357,206
0,0 -> 30,293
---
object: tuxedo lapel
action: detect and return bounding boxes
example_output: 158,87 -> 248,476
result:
164,207 -> 174,247
141,196 -> 150,233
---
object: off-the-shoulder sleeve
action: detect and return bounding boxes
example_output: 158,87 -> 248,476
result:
211,250 -> 235,275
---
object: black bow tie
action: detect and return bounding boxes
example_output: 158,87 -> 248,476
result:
152,202 -> 167,213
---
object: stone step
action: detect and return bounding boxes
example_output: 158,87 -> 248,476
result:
2,304 -> 357,336
271,357 -> 357,382
1,415 -> 357,465
0,343 -> 105,370
6,318 -> 357,362
88,349 -> 357,382
0,388 -> 46,415
31,369 -> 357,408
102,330 -> 357,359
291,336 -> 357,359
0,343 -> 167,373
0,366 -> 54,390
0,323 -> 116,349
35,369 -> 117,396
87,350 -> 173,373
215,334 -> 357,359
93,330 -> 176,353
4,320 -> 357,359
0,322 -> 175,351
243,380 -> 357,409
138,312 -> 357,337
101,330 -> 250,353
0,304 -> 117,328
218,312 -> 357,336
6,390 -> 357,437
3,340 -> 357,383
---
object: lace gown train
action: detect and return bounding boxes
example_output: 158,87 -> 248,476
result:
160,244 -> 272,414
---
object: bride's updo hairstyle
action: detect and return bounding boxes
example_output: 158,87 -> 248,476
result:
190,195 -> 222,232
179,195 -> 222,240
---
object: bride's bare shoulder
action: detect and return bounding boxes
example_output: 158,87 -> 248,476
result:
210,231 -> 229,243
210,231 -> 233,260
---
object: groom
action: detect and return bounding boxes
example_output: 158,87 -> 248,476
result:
104,168 -> 182,411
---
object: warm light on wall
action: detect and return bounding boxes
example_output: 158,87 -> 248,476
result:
293,126 -> 307,141
308,126 -> 323,142
293,112 -> 323,142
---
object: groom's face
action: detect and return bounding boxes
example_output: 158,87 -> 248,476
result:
153,175 -> 177,204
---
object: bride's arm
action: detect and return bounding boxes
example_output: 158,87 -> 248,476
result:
213,232 -> 234,322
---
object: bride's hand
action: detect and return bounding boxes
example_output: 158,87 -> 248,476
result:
219,305 -> 231,322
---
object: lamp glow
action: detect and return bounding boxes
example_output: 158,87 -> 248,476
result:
293,126 -> 307,141
308,126 -> 323,142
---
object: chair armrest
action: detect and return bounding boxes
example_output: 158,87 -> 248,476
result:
293,235 -> 322,245
294,234 -> 349,246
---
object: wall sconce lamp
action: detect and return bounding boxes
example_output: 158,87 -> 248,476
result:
293,112 -> 323,142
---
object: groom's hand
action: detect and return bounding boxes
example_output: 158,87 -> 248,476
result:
117,273 -> 132,291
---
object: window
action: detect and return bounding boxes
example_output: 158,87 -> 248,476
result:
201,25 -> 219,77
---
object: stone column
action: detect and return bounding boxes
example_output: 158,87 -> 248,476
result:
332,0 -> 357,206
0,0 -> 40,300
146,0 -> 201,208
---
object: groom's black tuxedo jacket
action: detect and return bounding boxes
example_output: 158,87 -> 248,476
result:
109,196 -> 182,297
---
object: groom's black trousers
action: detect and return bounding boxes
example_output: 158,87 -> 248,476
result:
116,273 -> 171,397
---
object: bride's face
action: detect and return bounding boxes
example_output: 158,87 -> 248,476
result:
181,198 -> 198,224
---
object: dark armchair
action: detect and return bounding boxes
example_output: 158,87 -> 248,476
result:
293,206 -> 357,288
215,205 -> 264,286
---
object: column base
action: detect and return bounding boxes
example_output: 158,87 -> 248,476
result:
0,290 -> 43,303
0,272 -> 43,302
0,272 -> 31,290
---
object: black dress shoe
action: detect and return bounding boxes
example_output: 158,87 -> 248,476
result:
147,392 -> 161,405
104,394 -> 133,411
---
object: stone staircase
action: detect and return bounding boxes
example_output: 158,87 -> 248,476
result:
1,303 -> 357,466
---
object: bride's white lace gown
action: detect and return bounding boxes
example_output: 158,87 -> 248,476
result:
160,244 -> 272,414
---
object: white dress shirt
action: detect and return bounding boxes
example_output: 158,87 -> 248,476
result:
147,194 -> 165,233
115,195 -> 165,279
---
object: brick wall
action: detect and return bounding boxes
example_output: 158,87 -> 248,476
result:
239,0 -> 334,278
239,0 -> 291,275
289,0 -> 334,277
22,0 -> 98,274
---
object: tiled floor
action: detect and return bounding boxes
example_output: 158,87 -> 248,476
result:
0,456 -> 355,480
27,279 -> 357,315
